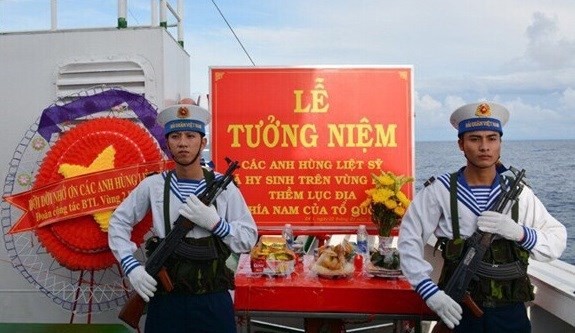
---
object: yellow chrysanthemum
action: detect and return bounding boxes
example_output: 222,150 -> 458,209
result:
372,188 -> 394,204
360,198 -> 372,208
384,199 -> 398,210
364,169 -> 413,236
393,206 -> 406,217
375,174 -> 395,187
396,191 -> 411,207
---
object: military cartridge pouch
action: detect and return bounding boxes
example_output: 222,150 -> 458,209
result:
489,238 -> 516,263
468,238 -> 534,304
476,261 -> 528,280
163,236 -> 234,295
436,238 -> 465,261
441,170 -> 534,304
145,236 -> 234,294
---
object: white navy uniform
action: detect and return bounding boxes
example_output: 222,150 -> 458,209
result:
108,171 -> 257,260
108,102 -> 258,332
398,171 -> 567,291
397,101 -> 567,332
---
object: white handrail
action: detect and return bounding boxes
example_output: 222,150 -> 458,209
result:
5,0 -> 184,46
118,0 -> 127,28
159,0 -> 184,45
51,0 -> 57,30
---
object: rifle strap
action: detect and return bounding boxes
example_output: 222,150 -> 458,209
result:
449,172 -> 461,240
164,170 -> 174,233
432,173 -> 461,256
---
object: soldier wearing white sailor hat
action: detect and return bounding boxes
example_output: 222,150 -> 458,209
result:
157,103 -> 211,137
108,99 -> 258,332
450,102 -> 509,137
397,101 -> 566,332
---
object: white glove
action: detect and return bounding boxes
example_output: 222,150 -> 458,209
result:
178,195 -> 220,231
426,290 -> 462,329
127,266 -> 157,302
477,211 -> 524,241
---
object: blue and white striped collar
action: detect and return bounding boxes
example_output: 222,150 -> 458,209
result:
437,167 -> 506,216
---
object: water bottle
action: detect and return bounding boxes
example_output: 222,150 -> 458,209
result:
356,224 -> 368,256
282,223 -> 294,250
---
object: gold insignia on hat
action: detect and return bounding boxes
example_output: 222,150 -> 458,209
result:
475,103 -> 491,117
177,106 -> 189,118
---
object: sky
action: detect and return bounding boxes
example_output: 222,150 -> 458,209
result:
2,0 -> 575,141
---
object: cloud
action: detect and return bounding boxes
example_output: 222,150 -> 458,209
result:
560,88 -> 575,109
525,12 -> 575,69
3,1 -> 575,141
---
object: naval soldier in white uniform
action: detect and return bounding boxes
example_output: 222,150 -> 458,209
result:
108,102 -> 258,332
398,102 -> 566,332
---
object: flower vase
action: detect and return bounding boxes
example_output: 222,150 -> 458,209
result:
377,235 -> 400,271
378,236 -> 394,252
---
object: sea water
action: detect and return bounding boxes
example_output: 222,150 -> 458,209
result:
415,139 -> 575,265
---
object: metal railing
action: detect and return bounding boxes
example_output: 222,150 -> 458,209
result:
3,0 -> 185,46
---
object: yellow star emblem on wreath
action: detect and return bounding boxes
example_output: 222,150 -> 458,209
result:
58,145 -> 116,231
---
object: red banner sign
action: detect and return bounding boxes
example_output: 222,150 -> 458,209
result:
5,161 -> 174,234
211,67 -> 414,230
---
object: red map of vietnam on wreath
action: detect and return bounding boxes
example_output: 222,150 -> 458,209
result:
210,66 -> 415,232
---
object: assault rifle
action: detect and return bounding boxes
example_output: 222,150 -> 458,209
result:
118,157 -> 240,328
432,167 -> 526,333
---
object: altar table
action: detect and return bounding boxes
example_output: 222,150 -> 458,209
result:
233,253 -> 436,332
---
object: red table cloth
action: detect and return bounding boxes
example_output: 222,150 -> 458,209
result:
234,254 -> 435,317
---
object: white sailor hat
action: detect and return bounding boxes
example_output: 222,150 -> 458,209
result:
450,102 -> 509,136
157,104 -> 211,136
